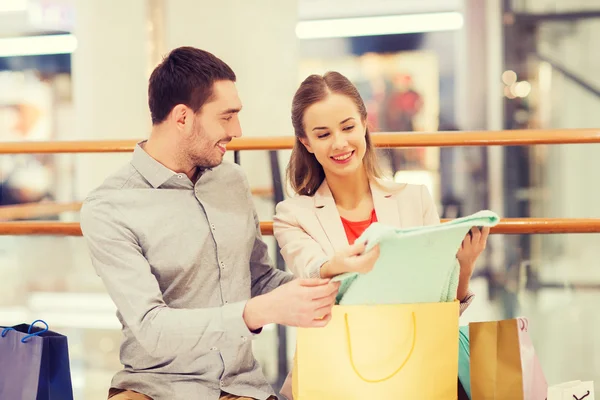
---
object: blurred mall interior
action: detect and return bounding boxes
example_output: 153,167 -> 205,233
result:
1,0 -> 600,398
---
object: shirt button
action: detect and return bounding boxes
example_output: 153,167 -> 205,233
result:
220,381 -> 224,386
220,262 -> 225,268
242,337 -> 248,342
210,347 -> 217,351
177,174 -> 183,179
211,224 -> 215,230
224,300 -> 228,304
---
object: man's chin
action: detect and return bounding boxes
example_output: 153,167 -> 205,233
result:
197,156 -> 223,170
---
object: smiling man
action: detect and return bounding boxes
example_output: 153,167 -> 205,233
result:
80,47 -> 339,400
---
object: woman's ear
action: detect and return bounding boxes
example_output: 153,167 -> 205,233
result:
299,137 -> 314,154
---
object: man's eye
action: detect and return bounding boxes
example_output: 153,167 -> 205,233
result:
223,116 -> 233,121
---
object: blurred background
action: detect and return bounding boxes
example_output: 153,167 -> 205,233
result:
1,0 -> 600,398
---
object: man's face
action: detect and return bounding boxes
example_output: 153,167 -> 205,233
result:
183,80 -> 242,168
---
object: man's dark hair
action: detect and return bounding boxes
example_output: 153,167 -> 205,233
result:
148,47 -> 236,125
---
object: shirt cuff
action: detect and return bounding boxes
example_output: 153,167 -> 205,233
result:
307,256 -> 329,279
222,301 -> 257,340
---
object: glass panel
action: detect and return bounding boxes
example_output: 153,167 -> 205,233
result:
512,0 -> 600,13
463,233 -> 600,384
537,19 -> 600,90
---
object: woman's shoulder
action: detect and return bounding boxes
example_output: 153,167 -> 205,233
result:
373,178 -> 425,196
275,192 -> 315,216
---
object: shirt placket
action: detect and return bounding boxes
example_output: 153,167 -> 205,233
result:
194,186 -> 228,306
194,186 -> 230,385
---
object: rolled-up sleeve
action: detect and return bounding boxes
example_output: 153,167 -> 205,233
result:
80,198 -> 255,358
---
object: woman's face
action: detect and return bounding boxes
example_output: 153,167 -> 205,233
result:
300,93 -> 367,178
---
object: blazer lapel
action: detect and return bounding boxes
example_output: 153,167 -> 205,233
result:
371,180 -> 402,228
314,180 -> 349,249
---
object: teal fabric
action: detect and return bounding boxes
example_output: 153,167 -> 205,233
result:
332,210 -> 500,305
458,325 -> 472,399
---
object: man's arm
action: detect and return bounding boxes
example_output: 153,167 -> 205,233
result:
80,198 -> 258,358
249,206 -> 295,297
237,167 -> 294,297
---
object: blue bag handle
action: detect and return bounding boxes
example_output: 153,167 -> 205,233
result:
0,320 -> 49,343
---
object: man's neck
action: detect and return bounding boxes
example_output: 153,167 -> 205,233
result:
144,128 -> 197,181
326,167 -> 371,210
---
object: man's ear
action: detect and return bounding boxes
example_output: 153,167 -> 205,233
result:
171,104 -> 190,132
299,137 -> 313,154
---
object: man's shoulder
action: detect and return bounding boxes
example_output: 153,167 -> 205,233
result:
212,160 -> 246,180
205,160 -> 249,190
82,163 -> 139,213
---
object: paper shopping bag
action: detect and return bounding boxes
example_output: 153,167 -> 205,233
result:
293,301 -> 459,399
470,317 -> 547,400
0,320 -> 74,400
547,380 -> 595,400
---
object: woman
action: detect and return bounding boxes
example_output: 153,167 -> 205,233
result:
274,72 -> 489,399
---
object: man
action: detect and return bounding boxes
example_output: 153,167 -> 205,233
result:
80,47 -> 377,400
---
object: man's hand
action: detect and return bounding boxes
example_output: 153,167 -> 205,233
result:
320,241 -> 380,278
243,278 -> 339,331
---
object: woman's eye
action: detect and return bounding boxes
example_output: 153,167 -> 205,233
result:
343,125 -> 355,131
317,132 -> 330,139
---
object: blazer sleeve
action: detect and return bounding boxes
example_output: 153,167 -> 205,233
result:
273,200 -> 330,279
420,184 -> 441,226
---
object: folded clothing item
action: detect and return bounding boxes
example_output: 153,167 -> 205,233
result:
332,210 -> 500,305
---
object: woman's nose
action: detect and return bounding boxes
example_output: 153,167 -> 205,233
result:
332,133 -> 348,149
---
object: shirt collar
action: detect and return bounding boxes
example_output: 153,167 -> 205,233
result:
131,141 -> 176,188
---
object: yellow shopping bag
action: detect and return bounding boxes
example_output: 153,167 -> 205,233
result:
293,301 -> 459,399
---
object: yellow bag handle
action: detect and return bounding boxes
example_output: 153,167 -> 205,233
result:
344,311 -> 416,383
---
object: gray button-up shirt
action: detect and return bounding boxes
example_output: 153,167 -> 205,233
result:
80,143 -> 293,400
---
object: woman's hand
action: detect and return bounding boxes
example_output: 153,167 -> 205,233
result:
456,226 -> 490,300
320,241 -> 380,278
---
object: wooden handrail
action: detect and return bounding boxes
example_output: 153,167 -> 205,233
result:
1,219 -> 600,236
0,202 -> 82,221
0,189 -> 273,221
1,129 -> 600,154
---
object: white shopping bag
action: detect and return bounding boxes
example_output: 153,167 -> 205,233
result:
547,380 -> 594,400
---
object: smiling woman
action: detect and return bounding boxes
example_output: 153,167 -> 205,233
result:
273,71 -> 487,399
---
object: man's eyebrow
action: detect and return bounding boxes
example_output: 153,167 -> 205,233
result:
220,107 -> 242,115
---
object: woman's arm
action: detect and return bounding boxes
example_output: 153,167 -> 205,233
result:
273,200 -> 378,279
273,200 -> 331,279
